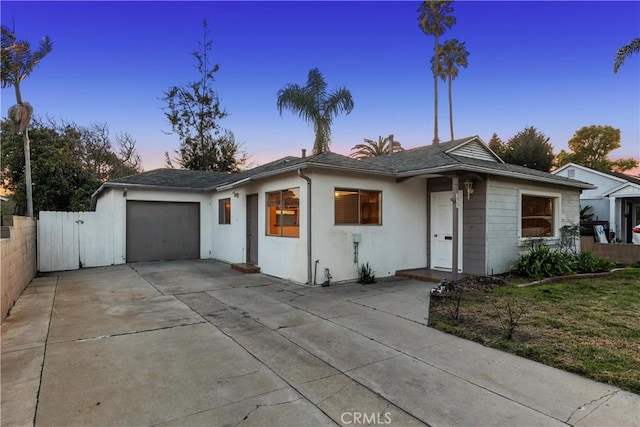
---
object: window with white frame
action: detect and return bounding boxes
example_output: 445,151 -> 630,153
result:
218,198 -> 231,224
334,188 -> 382,225
266,188 -> 299,237
521,194 -> 557,238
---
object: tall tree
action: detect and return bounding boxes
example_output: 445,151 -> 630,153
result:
1,118 -> 142,212
502,126 -> 555,172
432,39 -> 469,141
556,125 -> 638,172
163,19 -> 244,172
614,37 -> 640,74
487,133 -> 505,158
277,68 -> 354,154
418,0 -> 456,145
1,25 -> 52,217
349,134 -> 404,159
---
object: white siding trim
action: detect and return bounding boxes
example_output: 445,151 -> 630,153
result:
518,188 -> 562,240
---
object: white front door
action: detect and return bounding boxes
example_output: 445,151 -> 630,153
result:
430,191 -> 463,271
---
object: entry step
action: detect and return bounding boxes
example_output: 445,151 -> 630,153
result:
231,263 -> 261,274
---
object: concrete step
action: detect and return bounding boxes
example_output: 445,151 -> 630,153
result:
231,263 -> 261,274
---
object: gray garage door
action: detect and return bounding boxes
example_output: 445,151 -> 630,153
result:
126,201 -> 200,262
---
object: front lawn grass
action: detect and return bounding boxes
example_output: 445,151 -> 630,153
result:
428,269 -> 640,394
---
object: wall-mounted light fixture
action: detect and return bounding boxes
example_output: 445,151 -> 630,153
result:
232,191 -> 239,198
464,179 -> 474,200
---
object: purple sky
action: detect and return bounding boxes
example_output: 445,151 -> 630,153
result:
1,1 -> 639,171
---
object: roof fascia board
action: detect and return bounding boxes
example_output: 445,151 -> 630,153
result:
214,162 -> 395,190
397,164 -> 595,189
603,182 -> 640,197
552,162 -> 627,184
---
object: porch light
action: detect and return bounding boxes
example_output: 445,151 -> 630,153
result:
464,179 -> 474,200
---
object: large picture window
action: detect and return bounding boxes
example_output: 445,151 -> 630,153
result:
218,198 -> 231,224
521,194 -> 556,237
335,189 -> 382,225
266,188 -> 299,237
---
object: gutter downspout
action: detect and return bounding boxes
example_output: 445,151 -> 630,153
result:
298,169 -> 312,285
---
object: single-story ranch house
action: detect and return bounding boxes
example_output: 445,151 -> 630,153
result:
552,162 -> 640,243
91,136 -> 593,284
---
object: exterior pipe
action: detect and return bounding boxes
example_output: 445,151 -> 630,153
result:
298,169 -> 312,285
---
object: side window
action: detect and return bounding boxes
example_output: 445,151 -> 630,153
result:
218,198 -> 231,224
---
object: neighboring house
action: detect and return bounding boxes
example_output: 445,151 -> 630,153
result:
91,136 -> 592,284
553,163 -> 640,243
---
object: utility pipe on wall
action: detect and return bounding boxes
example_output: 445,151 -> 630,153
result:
298,169 -> 312,285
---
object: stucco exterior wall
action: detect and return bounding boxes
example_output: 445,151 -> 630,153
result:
1,216 -> 37,322
209,170 -> 428,284
308,170 -> 427,283
486,177 -> 581,274
95,187 -> 214,263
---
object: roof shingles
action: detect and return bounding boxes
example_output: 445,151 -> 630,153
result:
102,136 -> 593,192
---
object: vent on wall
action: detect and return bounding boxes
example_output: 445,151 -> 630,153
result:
568,169 -> 575,178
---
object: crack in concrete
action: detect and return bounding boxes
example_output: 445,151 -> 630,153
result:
73,321 -> 206,343
235,398 -> 302,427
565,390 -> 620,424
33,275 -> 59,426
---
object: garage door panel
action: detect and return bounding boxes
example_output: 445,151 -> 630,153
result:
126,201 -> 200,262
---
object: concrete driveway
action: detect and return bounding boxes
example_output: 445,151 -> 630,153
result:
2,260 -> 638,426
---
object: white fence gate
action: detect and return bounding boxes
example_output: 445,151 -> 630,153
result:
38,211 -> 115,272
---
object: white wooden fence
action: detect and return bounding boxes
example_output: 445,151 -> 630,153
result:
38,211 -> 115,272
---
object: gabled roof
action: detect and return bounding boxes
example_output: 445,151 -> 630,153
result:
93,135 -> 594,207
553,162 -> 640,186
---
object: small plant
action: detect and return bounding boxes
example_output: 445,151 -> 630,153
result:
630,260 -> 640,268
492,296 -> 528,340
571,252 -> 616,273
357,262 -> 376,284
512,244 -> 572,279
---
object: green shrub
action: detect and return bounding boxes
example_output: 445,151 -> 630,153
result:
629,260 -> 640,268
512,245 -> 572,279
571,252 -> 616,273
357,262 -> 376,284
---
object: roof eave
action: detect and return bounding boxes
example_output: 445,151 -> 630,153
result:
397,164 -> 596,189
213,161 -> 395,191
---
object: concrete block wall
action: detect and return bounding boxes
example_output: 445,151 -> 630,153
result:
1,216 -> 37,322
580,237 -> 640,265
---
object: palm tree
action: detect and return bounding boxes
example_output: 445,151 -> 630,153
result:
432,39 -> 469,141
277,68 -> 354,154
349,134 -> 404,159
418,0 -> 456,145
614,37 -> 640,74
1,25 -> 52,217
